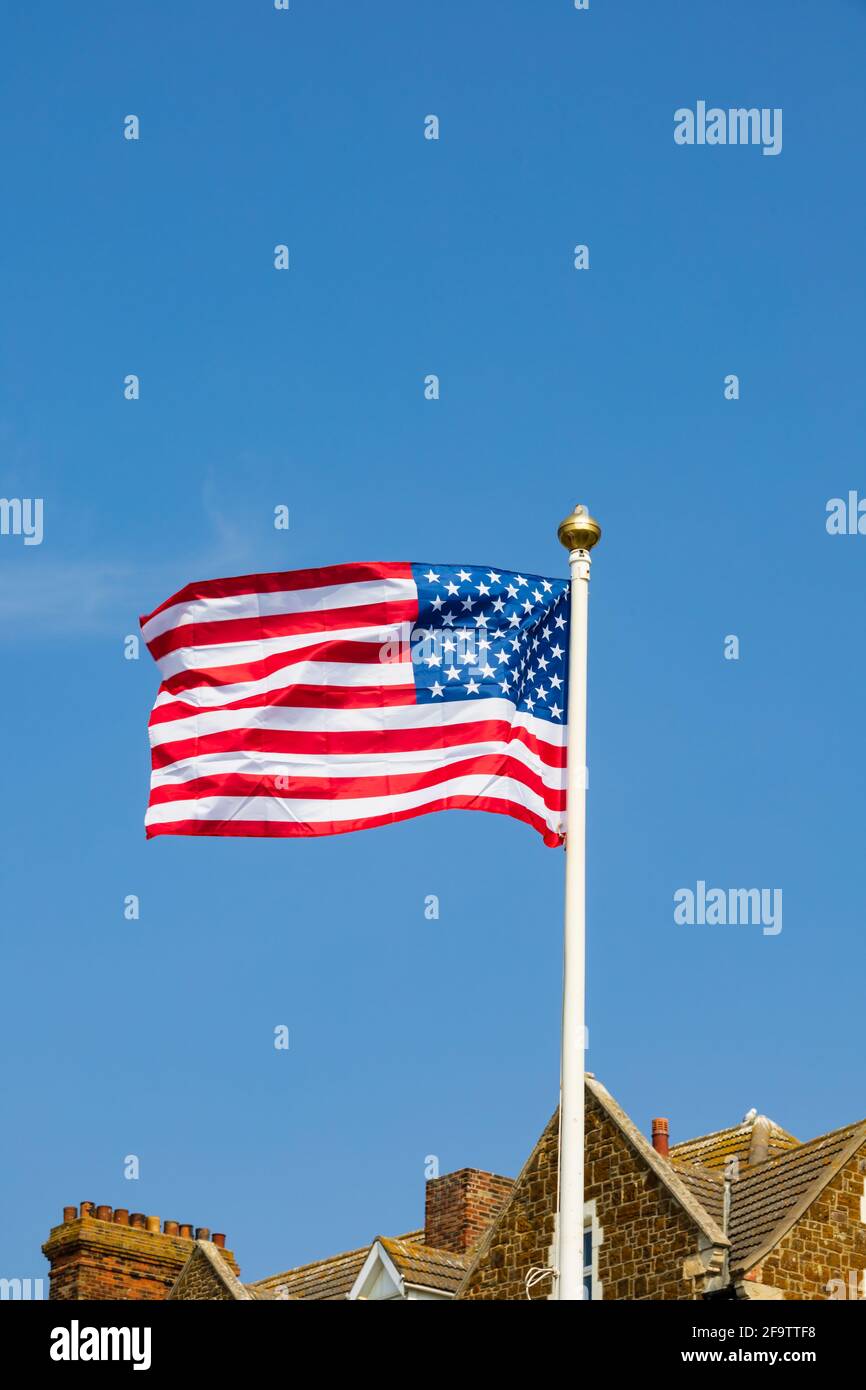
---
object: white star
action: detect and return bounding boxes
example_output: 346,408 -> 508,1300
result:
550,673 -> 562,690
522,599 -> 533,614
537,654 -> 549,671
550,702 -> 562,719
516,575 -> 528,587
525,696 -> 535,711
474,612 -> 488,627
532,588 -> 543,603
445,666 -> 460,681
431,594 -> 444,611
554,613 -> 566,629
506,583 -> 518,599
535,684 -> 547,700
508,613 -> 521,629
426,651 -> 441,667
458,569 -> 472,583
487,570 -> 501,584
445,580 -> 460,597
478,635 -> 491,651
442,611 -> 455,627
465,678 -> 480,695
431,681 -> 444,697
496,649 -> 510,665
460,649 -> 474,665
480,662 -> 495,679
551,643 -> 564,660
491,596 -> 505,613
424,569 -> 440,584
510,637 -> 521,651
532,635 -> 540,650
475,580 -> 490,596
542,579 -> 552,592
443,637 -> 455,652
543,625 -> 551,639
500,676 -> 511,692
461,595 -> 475,611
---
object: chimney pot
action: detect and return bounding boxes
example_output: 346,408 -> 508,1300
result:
130,1212 -> 146,1229
96,1205 -> 112,1222
145,1215 -> 160,1233
163,1220 -> 179,1236
113,1209 -> 129,1225
212,1232 -> 226,1249
651,1117 -> 670,1158
179,1224 -> 193,1239
63,1206 -> 77,1223
80,1201 -> 95,1219
195,1227 -> 210,1241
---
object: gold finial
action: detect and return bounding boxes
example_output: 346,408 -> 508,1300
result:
557,504 -> 601,553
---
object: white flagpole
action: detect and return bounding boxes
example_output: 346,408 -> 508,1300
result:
556,504 -> 601,1301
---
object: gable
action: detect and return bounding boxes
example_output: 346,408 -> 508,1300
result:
169,1242 -> 253,1301
458,1080 -> 728,1300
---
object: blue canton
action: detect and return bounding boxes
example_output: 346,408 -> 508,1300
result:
410,563 -> 570,723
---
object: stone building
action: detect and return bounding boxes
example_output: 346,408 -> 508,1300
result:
41,1074 -> 866,1300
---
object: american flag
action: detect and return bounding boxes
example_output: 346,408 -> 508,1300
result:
141,561 -> 570,845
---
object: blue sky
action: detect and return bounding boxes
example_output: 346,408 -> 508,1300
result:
2,0 -> 865,1287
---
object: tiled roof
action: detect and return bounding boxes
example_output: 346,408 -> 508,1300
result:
248,1231 -> 425,1302
670,1120 -> 799,1172
673,1163 -> 726,1226
379,1237 -> 467,1294
726,1120 -> 866,1270
669,1113 -> 866,1274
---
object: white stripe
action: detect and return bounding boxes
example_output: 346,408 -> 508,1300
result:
155,658 -> 413,705
150,738 -> 567,792
142,577 -> 416,644
148,697 -> 567,749
152,627 -> 411,681
153,623 -> 410,684
145,773 -> 561,830
155,653 -> 412,708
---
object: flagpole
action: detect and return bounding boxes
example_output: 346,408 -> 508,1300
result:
555,504 -> 601,1301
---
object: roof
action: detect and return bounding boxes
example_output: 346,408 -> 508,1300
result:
668,1111 -> 866,1275
671,1119 -> 799,1172
726,1119 -> 866,1271
248,1230 -> 425,1302
378,1237 -> 467,1294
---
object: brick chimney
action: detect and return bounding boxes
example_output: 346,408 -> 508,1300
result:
42,1204 -> 239,1300
424,1169 -> 513,1254
651,1117 -> 670,1158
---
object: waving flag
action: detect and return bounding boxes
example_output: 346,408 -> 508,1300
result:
140,561 -> 570,844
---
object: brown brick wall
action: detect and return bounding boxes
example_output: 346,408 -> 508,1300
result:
425,1168 -> 514,1253
459,1095 -> 713,1300
43,1217 -> 239,1301
747,1150 -> 866,1299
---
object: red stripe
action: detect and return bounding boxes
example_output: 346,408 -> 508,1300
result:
146,795 -> 563,846
149,685 -> 416,731
146,599 -> 417,663
148,755 -> 565,812
140,561 -> 414,626
150,718 -> 567,771
160,637 -> 408,699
